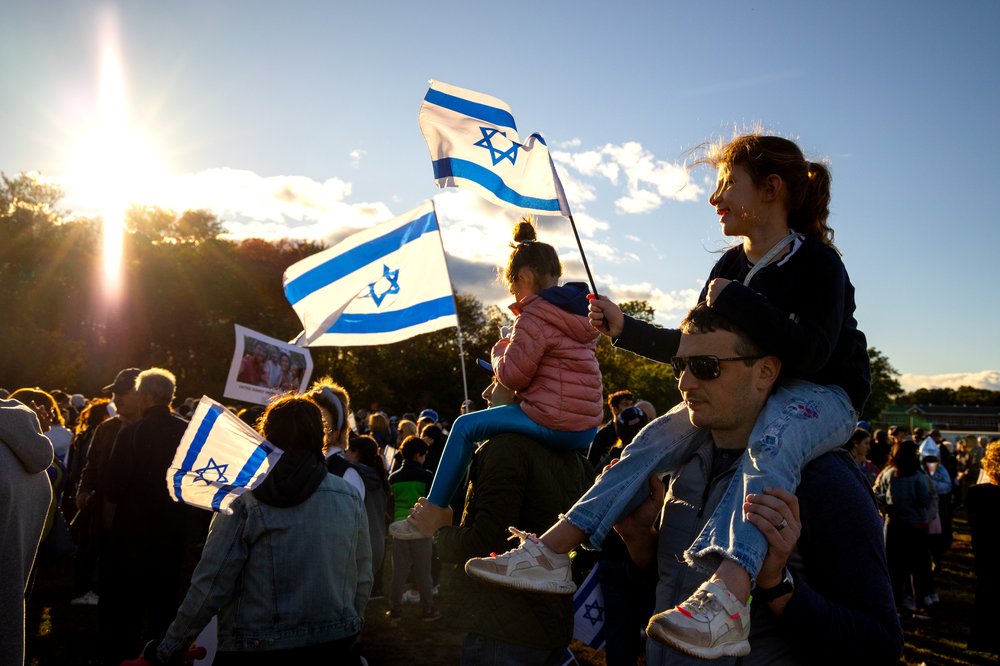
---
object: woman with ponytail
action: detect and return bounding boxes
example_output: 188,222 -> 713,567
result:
466,134 -> 871,660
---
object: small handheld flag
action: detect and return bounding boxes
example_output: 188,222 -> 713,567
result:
167,396 -> 283,514
283,201 -> 458,347
572,563 -> 607,650
419,80 -> 571,217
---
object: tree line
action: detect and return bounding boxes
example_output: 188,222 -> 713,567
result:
9,171 -> 986,424
0,172 -> 684,423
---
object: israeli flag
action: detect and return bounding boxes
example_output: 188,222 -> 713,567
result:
572,562 -> 607,649
283,201 -> 459,347
167,397 -> 283,514
419,80 -> 571,217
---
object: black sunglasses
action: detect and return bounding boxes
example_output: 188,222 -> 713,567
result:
669,355 -> 763,380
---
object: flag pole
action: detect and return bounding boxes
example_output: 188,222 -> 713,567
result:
430,201 -> 470,407
567,213 -> 598,297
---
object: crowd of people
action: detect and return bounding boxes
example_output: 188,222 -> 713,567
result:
3,133 -> 999,665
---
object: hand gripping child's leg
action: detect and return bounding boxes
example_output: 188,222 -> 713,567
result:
389,403 -> 595,540
465,402 -> 704,592
645,380 -> 855,659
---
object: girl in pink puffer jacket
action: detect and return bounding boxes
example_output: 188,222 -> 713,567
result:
390,218 -> 603,540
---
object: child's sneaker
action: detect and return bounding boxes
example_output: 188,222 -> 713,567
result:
389,518 -> 429,540
464,527 -> 576,594
645,578 -> 751,659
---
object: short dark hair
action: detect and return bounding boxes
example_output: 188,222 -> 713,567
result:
608,390 -> 635,412
679,303 -> 764,360
399,435 -> 428,460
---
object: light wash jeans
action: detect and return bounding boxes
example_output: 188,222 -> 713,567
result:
426,403 -> 597,507
564,380 -> 856,582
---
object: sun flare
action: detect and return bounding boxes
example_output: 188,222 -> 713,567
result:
64,10 -> 168,305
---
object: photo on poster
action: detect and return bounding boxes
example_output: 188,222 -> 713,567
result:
224,324 -> 314,406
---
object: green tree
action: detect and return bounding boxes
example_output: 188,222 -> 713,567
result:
863,347 -> 903,422
595,300 -> 681,419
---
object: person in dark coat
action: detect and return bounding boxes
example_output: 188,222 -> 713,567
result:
966,441 -> 1000,655
103,368 -> 201,663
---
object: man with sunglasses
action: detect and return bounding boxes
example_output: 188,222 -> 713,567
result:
614,304 -> 901,664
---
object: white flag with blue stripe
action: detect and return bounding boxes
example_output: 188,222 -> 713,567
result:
283,201 -> 458,347
167,396 -> 283,514
419,80 -> 571,217
572,562 -> 607,650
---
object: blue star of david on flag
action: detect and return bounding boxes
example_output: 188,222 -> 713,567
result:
368,264 -> 400,307
582,599 -> 605,626
192,457 -> 229,486
474,127 -> 519,166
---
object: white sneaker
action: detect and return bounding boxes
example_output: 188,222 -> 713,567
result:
646,579 -> 751,659
464,527 -> 575,594
389,518 -> 429,540
402,589 -> 421,605
71,591 -> 100,606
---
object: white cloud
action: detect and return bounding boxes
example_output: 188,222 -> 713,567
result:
349,149 -> 366,168
553,141 -> 704,215
558,138 -> 582,149
898,370 -> 1000,393
59,167 -> 393,243
594,276 -> 701,325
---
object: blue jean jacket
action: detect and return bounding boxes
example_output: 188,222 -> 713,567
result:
158,474 -> 372,657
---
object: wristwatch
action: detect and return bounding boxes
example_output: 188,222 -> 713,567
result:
755,568 -> 795,603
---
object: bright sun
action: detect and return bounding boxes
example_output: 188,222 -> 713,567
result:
64,10 -> 167,305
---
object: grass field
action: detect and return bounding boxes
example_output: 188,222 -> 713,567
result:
26,513 -> 999,665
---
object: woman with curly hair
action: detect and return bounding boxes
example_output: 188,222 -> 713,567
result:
966,441 -> 1000,654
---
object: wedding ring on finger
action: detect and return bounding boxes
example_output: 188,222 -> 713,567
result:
776,518 -> 788,532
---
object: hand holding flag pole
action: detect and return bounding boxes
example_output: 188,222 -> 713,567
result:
419,80 -> 598,297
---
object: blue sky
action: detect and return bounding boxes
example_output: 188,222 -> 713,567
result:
2,0 -> 999,391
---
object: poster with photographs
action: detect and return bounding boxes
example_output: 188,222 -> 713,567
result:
224,324 -> 314,406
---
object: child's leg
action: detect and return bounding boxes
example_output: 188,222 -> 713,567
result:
549,400 -> 706,552
685,381 -> 856,591
465,402 -> 706,595
427,403 -> 596,507
425,405 -> 521,507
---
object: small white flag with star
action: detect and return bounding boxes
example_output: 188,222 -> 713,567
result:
572,562 -> 607,649
419,80 -> 571,217
283,200 -> 458,347
167,396 -> 284,514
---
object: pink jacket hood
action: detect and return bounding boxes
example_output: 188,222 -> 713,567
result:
492,284 -> 603,432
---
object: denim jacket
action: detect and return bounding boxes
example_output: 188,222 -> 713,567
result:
158,473 -> 372,657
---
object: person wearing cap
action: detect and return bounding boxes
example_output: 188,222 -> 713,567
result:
0,397 -> 54,666
416,408 -> 439,433
588,390 -> 636,468
76,367 -> 144,663
598,405 -> 650,469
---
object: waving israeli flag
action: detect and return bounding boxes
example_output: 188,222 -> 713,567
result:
167,397 -> 283,514
419,80 -> 571,217
283,201 -> 458,347
572,563 -> 607,650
